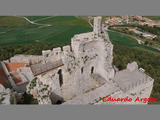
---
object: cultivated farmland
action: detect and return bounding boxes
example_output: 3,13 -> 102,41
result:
0,16 -> 92,46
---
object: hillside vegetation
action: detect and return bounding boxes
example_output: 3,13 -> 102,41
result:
108,31 -> 160,104
113,44 -> 160,104
108,31 -> 160,53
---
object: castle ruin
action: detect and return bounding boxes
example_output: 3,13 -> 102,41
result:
0,16 -> 154,104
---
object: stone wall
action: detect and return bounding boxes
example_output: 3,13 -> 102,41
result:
0,84 -> 11,104
0,16 -> 154,105
25,16 -> 115,103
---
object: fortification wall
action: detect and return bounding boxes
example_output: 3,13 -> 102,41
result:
24,16 -> 116,103
10,55 -> 44,65
100,79 -> 154,105
0,85 -> 11,104
29,16 -> 115,102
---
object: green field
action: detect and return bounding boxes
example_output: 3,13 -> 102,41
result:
108,31 -> 160,54
0,16 -> 92,46
144,16 -> 160,21
25,16 -> 50,21
36,16 -> 76,24
109,31 -> 160,104
0,16 -> 28,26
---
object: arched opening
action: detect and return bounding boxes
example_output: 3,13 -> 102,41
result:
81,67 -> 83,74
50,92 -> 64,105
58,69 -> 63,87
91,66 -> 94,74
55,100 -> 62,104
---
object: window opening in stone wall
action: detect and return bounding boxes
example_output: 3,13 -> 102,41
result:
91,66 -> 94,74
58,69 -> 63,87
81,67 -> 84,74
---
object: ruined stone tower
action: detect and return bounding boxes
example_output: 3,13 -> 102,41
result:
2,16 -> 154,105
93,16 -> 102,35
8,16 -> 115,104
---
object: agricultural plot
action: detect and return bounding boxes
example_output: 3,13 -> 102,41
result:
0,16 -> 28,26
0,16 -> 159,55
25,16 -> 50,21
0,16 -> 92,46
108,31 -> 160,53
36,16 -> 77,24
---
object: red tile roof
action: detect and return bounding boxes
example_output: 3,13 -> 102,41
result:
5,62 -> 27,84
10,72 -> 22,84
0,68 -> 9,88
5,63 -> 26,72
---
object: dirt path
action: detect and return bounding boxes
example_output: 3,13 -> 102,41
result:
22,17 -> 52,27
33,16 -> 55,22
88,17 -> 93,27
136,39 -> 143,44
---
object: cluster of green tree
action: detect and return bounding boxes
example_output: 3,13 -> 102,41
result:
0,43 -> 68,61
109,27 -> 145,39
29,78 -> 37,90
136,25 -> 160,40
9,94 -> 15,104
144,41 -> 153,46
113,43 -> 160,104
112,24 -> 160,40
17,92 -> 38,104
109,26 -> 160,49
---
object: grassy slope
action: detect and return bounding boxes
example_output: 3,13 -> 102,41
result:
108,31 -> 160,53
0,16 -> 29,26
0,16 -> 92,46
109,31 -> 160,104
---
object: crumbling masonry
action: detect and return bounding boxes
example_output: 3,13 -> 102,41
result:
0,16 -> 154,104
